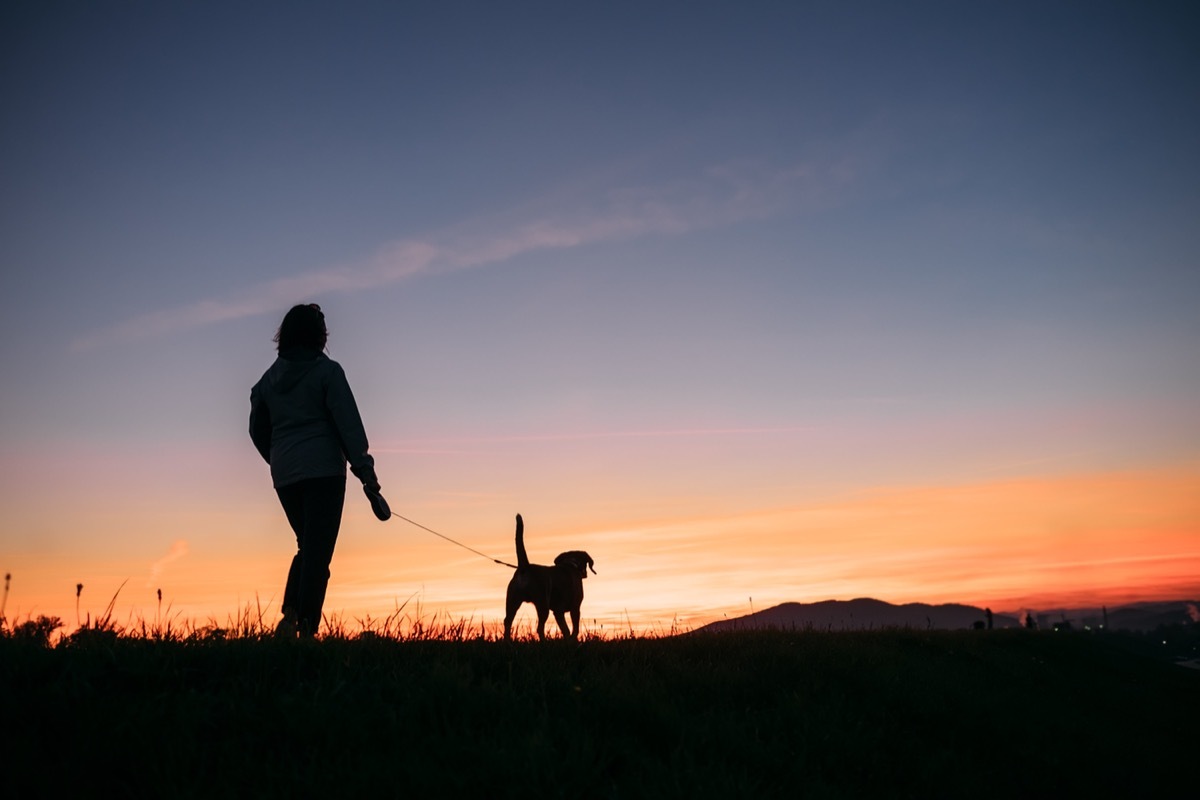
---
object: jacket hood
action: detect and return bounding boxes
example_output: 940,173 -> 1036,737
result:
267,349 -> 325,393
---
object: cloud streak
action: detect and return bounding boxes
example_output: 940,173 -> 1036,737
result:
71,159 -> 850,351
147,539 -> 189,588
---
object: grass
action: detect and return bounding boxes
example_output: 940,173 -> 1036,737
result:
1,609 -> 1196,799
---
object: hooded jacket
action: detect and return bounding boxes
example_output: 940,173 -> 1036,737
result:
249,349 -> 376,488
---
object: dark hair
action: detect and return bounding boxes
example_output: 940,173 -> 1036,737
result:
274,304 -> 328,352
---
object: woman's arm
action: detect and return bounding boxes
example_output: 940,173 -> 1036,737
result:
325,363 -> 378,488
248,385 -> 272,464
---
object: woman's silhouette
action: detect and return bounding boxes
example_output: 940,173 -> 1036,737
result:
249,303 -> 383,637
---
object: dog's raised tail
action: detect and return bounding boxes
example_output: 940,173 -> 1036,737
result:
515,513 -> 529,568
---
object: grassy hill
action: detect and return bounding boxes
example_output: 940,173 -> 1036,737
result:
2,624 -> 1195,798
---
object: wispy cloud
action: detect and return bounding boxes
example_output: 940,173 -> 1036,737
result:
71,159 -> 851,351
70,241 -> 440,352
147,539 -> 189,588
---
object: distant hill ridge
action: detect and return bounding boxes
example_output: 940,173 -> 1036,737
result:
693,598 -> 1014,633
692,597 -> 1199,633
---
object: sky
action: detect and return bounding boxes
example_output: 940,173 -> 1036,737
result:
2,1 -> 1198,635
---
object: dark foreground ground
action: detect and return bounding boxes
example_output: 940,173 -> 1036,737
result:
2,626 -> 1195,798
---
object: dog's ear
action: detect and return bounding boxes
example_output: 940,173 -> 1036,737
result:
585,553 -> 596,576
555,551 -> 590,579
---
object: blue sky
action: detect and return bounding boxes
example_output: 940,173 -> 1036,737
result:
2,2 -> 1198,630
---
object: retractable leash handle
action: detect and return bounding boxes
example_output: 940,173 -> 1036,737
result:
364,485 -> 392,521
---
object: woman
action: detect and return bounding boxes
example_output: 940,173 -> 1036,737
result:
249,303 -> 383,637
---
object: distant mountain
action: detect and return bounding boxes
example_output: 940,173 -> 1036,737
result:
692,598 -> 1020,633
691,598 -> 1200,634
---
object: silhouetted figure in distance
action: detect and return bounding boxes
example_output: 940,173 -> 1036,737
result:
985,607 -> 993,630
250,303 -> 382,637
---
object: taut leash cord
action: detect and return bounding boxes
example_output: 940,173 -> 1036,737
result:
390,511 -> 518,569
365,486 -> 517,568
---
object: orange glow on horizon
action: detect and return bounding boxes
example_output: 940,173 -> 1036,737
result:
3,462 -> 1198,636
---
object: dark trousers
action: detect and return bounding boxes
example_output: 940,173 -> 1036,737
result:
275,475 -> 346,636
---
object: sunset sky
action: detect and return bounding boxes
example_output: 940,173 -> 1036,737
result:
2,2 -> 1198,635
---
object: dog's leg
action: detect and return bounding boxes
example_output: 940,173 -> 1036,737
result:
553,609 -> 573,640
503,585 -> 522,641
569,609 -> 580,639
536,606 -> 549,640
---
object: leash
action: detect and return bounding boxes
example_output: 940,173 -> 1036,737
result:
366,486 -> 518,568
391,512 -> 518,569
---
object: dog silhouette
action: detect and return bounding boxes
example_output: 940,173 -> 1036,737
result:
503,514 -> 595,640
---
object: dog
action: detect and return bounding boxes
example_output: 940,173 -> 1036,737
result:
503,513 -> 595,640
